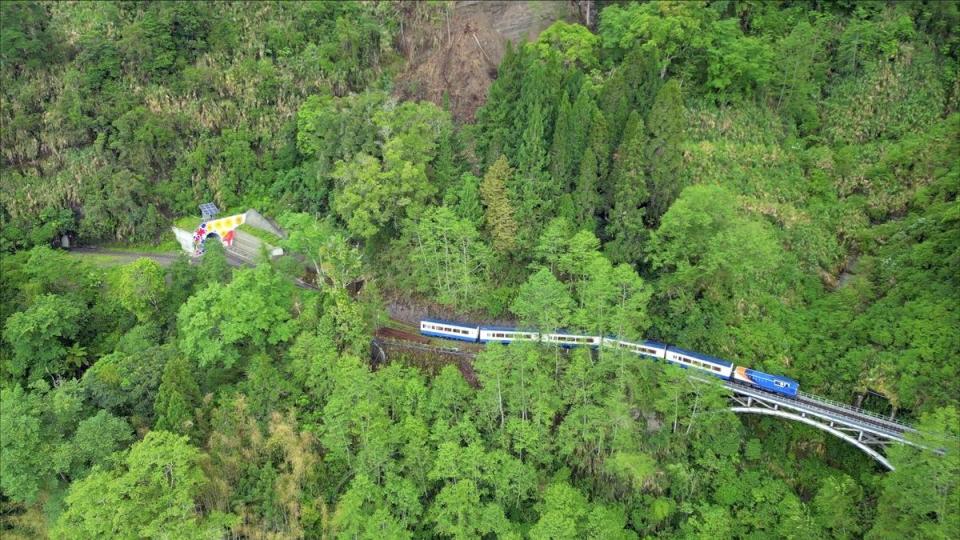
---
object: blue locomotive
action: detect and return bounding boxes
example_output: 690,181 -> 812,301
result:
419,319 -> 799,398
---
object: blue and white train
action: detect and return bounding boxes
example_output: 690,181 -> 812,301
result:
419,319 -> 799,397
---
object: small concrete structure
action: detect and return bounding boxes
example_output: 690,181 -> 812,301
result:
172,226 -> 197,253
172,208 -> 284,261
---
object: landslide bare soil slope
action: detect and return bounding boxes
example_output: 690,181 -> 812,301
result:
394,1 -> 576,122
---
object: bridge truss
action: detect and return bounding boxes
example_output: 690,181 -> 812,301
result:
724,382 -> 920,470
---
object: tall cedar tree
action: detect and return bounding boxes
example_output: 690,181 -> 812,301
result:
645,79 -> 686,226
586,108 -> 612,211
605,110 -> 650,264
513,56 -> 559,156
549,92 -> 575,189
480,155 -> 519,254
599,49 -> 661,148
599,70 -> 630,147
567,86 -> 597,188
574,148 -> 600,233
622,48 -> 663,117
547,83 -> 597,209
514,104 -> 554,244
474,42 -> 526,168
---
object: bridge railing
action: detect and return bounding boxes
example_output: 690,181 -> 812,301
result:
796,391 -> 917,432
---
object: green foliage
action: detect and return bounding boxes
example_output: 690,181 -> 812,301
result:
279,212 -> 363,290
324,99 -> 452,240
644,79 -> 687,226
0,2 -> 58,74
395,207 -> 492,310
0,383 -> 57,503
868,407 -> 960,539
153,356 -> 202,439
177,265 -> 298,369
605,110 -> 649,264
3,293 -> 84,380
813,474 -> 863,539
1,381 -> 131,505
824,46 -> 946,145
480,155 -> 519,255
109,258 -> 165,323
705,18 -> 775,100
1,1 -> 398,247
65,409 -> 134,480
536,21 -> 600,70
511,268 -> 573,330
649,184 -> 784,353
574,148 -> 600,232
598,1 -> 712,74
54,430 -> 234,539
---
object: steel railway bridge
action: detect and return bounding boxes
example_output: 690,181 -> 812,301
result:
722,381 -> 919,470
375,337 -> 938,471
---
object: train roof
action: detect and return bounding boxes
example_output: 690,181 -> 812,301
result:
746,368 -> 799,385
421,318 -> 479,329
666,346 -> 735,367
605,337 -> 668,349
542,329 -> 597,337
480,325 -> 539,332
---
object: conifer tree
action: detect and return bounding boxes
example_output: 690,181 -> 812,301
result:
513,54 -> 561,152
514,104 -> 556,243
154,356 -> 202,440
480,155 -> 519,254
605,111 -> 649,264
566,85 -> 596,187
600,49 -> 661,148
432,121 -> 463,195
586,108 -> 611,206
599,70 -> 630,147
474,41 -> 526,168
622,48 -> 662,117
645,79 -> 686,226
549,92 -> 575,190
574,148 -> 599,233
516,104 -> 549,182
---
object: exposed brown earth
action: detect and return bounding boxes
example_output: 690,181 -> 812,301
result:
394,1 -> 575,122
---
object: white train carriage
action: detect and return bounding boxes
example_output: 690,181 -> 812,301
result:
664,346 -> 734,378
479,326 -> 540,344
419,319 -> 480,342
601,338 -> 668,360
541,332 -> 602,348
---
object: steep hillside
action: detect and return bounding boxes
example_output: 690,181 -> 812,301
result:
394,1 -> 576,122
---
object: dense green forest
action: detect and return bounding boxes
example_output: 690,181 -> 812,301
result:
2,1 -> 958,538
